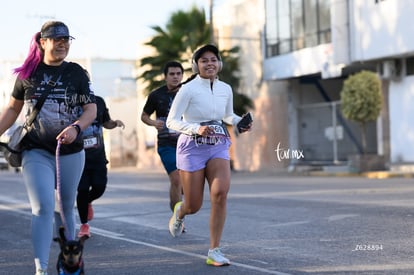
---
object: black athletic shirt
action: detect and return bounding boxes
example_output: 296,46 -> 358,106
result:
12,61 -> 96,155
82,96 -> 110,168
143,85 -> 179,147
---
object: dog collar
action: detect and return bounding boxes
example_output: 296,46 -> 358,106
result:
58,258 -> 83,275
58,268 -> 82,275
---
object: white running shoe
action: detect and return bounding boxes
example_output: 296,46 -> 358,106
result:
35,269 -> 48,275
169,201 -> 184,237
206,247 -> 231,266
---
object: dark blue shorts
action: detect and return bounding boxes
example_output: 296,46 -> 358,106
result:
157,145 -> 178,174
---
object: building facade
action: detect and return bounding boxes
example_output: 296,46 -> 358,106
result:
3,1 -> 413,172
215,0 -> 414,171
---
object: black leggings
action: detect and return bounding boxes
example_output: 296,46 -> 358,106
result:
77,167 -> 107,224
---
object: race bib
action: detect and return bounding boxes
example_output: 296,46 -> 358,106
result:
200,120 -> 229,137
83,135 -> 99,149
208,124 -> 227,136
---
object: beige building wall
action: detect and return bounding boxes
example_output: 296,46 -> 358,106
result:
216,0 -> 290,172
104,96 -> 139,168
230,82 -> 290,171
136,86 -> 163,172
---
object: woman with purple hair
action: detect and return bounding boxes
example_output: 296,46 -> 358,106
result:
0,21 -> 96,275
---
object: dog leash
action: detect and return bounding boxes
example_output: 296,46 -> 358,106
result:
56,139 -> 73,241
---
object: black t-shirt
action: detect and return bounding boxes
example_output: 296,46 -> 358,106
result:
12,61 -> 96,155
142,85 -> 179,147
82,96 -> 110,169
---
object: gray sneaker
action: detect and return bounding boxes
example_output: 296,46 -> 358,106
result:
169,201 -> 184,237
206,247 -> 230,266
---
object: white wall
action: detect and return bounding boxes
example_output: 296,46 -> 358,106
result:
350,0 -> 414,62
389,76 -> 414,163
263,43 -> 334,80
71,58 -> 136,98
264,0 -> 414,80
105,96 -> 139,167
331,0 -> 350,64
0,61 -> 20,111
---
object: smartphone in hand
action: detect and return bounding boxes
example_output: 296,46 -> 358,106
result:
237,112 -> 253,133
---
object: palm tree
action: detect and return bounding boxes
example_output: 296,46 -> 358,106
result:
138,5 -> 254,115
139,6 -> 208,93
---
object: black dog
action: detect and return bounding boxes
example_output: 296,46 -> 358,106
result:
54,226 -> 88,275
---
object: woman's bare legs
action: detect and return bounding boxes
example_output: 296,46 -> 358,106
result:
205,158 -> 231,249
178,168 -> 205,218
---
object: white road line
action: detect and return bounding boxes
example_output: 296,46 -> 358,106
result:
327,214 -> 359,221
0,197 -> 291,275
91,229 -> 291,275
266,220 -> 309,228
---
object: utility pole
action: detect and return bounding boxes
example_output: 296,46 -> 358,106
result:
209,0 -> 215,44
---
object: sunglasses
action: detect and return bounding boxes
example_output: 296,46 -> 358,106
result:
51,37 -> 73,44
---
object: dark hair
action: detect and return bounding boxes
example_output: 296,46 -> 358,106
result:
13,32 -> 42,79
174,45 -> 220,90
168,45 -> 221,91
171,74 -> 197,91
192,44 -> 221,63
163,61 -> 184,76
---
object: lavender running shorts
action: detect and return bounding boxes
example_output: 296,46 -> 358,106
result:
176,134 -> 231,172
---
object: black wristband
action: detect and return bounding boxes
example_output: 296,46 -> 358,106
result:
71,124 -> 81,136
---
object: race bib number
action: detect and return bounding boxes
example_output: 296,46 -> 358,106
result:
208,124 -> 227,136
83,136 -> 99,149
199,120 -> 229,137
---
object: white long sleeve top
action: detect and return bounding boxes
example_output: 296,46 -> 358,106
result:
166,75 -> 242,136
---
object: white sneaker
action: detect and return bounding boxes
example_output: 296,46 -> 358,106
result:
35,269 -> 47,275
169,201 -> 184,237
206,247 -> 231,266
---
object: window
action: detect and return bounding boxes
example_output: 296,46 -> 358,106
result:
291,0 -> 304,50
318,0 -> 331,44
265,0 -> 331,57
406,57 -> 414,76
304,0 -> 318,47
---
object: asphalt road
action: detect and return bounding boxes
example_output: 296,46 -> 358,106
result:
1,169 -> 414,274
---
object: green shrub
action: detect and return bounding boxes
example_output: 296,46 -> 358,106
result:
340,70 -> 382,153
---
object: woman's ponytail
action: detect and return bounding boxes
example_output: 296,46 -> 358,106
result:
170,73 -> 197,91
13,32 -> 42,80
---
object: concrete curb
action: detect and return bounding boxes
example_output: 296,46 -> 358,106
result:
308,170 -> 414,179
